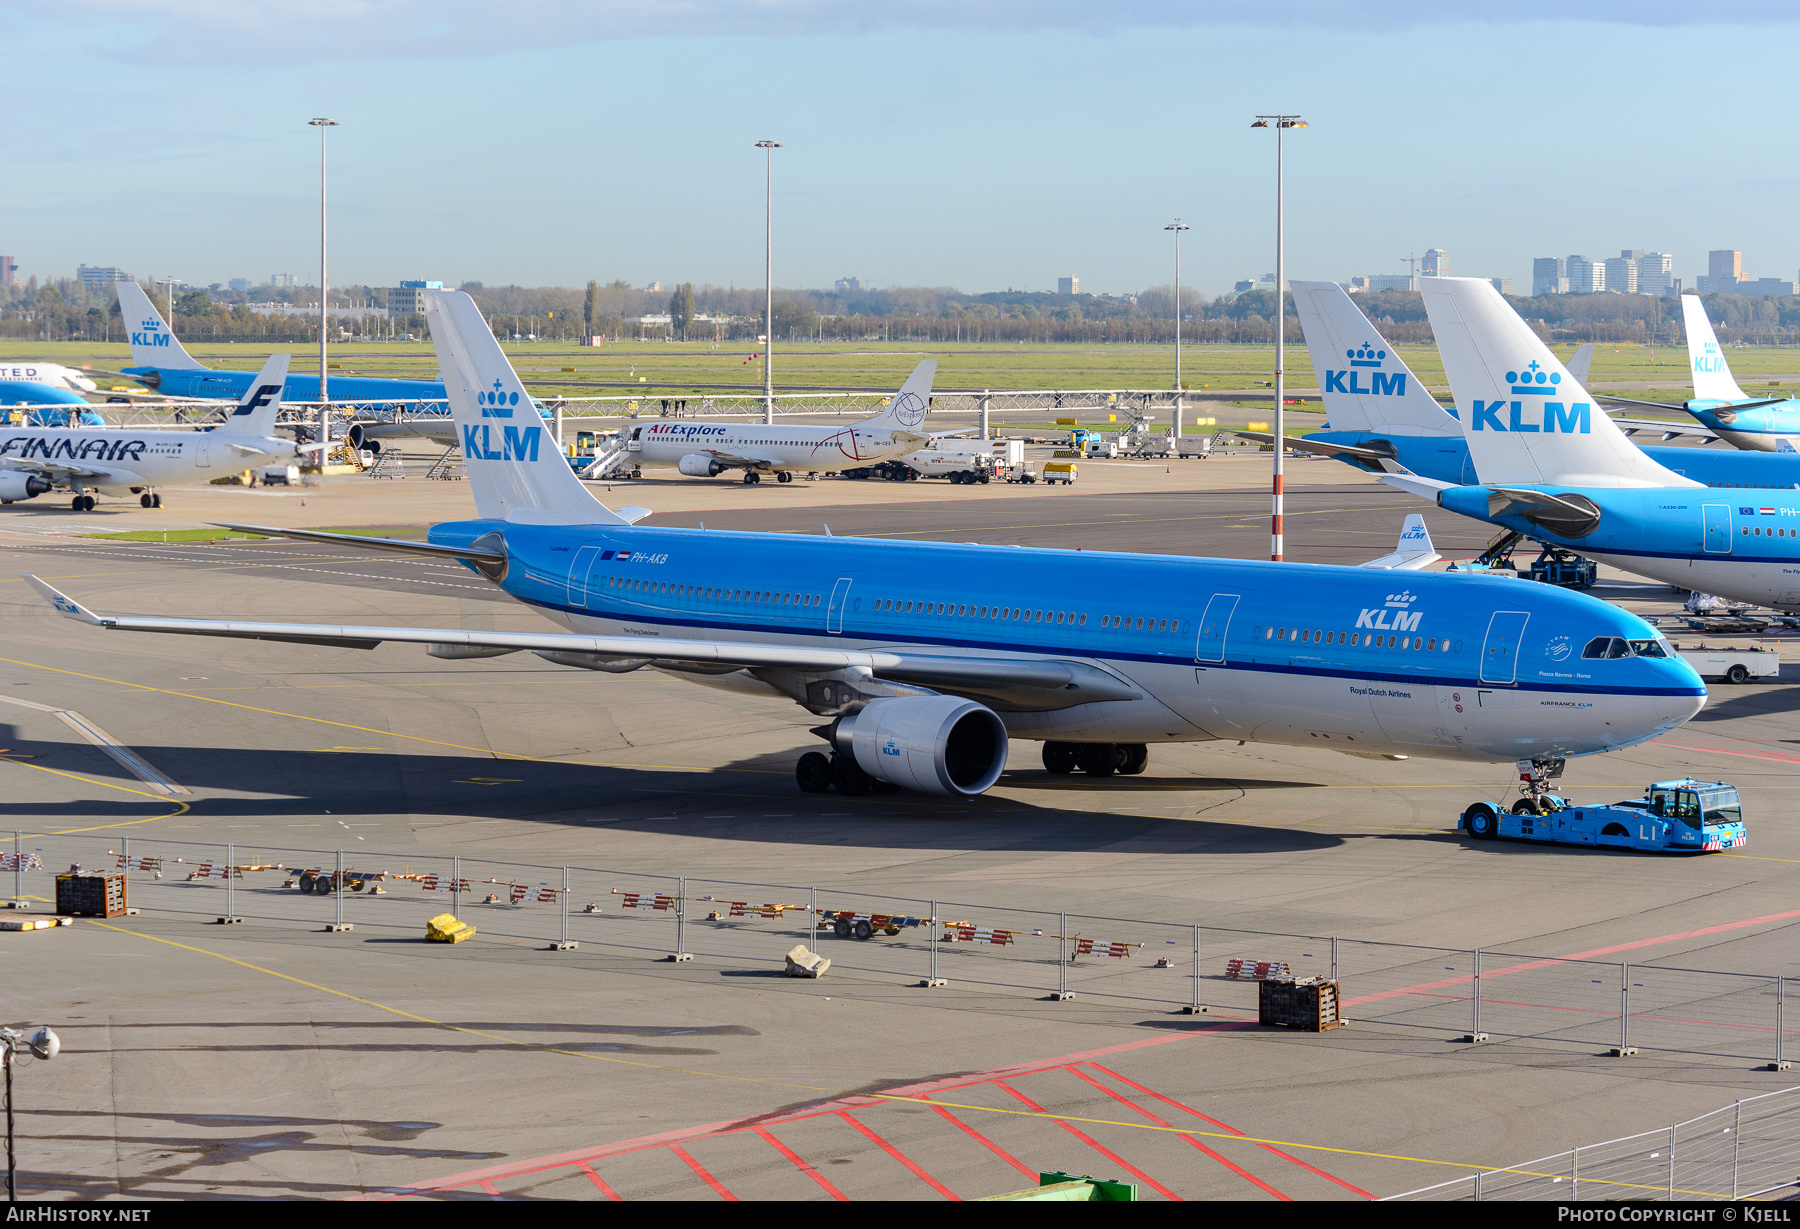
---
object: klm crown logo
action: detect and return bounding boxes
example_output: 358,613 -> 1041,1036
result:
1505,360 -> 1561,396
1347,343 -> 1385,369
1325,343 -> 1406,398
1384,590 -> 1417,609
480,377 -> 518,419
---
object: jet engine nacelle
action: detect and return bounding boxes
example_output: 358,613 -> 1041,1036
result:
834,696 -> 1008,797
678,453 -> 725,477
0,472 -> 53,502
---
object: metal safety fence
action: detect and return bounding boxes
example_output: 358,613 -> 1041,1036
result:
6,829 -> 1796,1073
1385,1085 -> 1800,1201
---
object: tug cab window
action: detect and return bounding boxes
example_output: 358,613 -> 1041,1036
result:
1650,788 -> 1702,827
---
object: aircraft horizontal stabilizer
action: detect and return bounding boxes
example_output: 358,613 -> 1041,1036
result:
1379,473 -> 1454,502
1235,430 -> 1414,472
206,523 -> 507,564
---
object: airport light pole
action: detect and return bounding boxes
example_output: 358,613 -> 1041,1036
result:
310,118 -> 338,453
2,1025 -> 59,1203
1165,219 -> 1190,442
756,140 -> 781,425
1252,114 -> 1306,561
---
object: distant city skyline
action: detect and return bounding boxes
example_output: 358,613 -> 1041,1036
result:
9,10 -> 1800,298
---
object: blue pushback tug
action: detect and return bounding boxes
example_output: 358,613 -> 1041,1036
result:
1461,779 -> 1747,853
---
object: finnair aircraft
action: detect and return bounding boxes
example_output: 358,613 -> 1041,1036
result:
27,290 -> 1704,800
1398,277 -> 1800,608
0,354 -> 310,511
1285,280 -> 1800,493
612,362 -> 936,483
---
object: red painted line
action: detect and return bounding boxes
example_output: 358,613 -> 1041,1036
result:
1061,1065 -> 1289,1200
921,1096 -> 1038,1179
1343,907 -> 1800,1008
1085,1064 -> 1375,1200
753,1127 -> 847,1201
669,1145 -> 737,1201
476,1179 -> 501,1196
575,1160 -> 621,1201
838,1111 -> 961,1200
995,1080 -> 1182,1201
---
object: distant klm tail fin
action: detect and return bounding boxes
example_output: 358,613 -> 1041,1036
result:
1290,280 -> 1459,436
218,354 -> 289,437
115,280 -> 205,372
1418,277 -> 1695,489
1681,295 -> 1750,403
1565,343 -> 1595,388
424,291 -> 640,525
854,360 -> 937,436
1360,514 -> 1440,570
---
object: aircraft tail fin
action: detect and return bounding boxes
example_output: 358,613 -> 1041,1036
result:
424,291 -> 637,525
1360,514 -> 1441,570
115,280 -> 205,372
1417,277 -> 1694,489
1289,280 -> 1458,437
1681,295 -> 1750,403
1565,343 -> 1595,388
217,354 -> 289,436
854,360 -> 937,436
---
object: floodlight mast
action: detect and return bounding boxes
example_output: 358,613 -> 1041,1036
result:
2,1025 -> 58,1203
309,118 -> 339,454
1251,114 -> 1307,561
1165,220 -> 1190,439
756,140 -> 781,425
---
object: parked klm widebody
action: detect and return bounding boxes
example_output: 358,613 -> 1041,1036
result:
1,353 -> 314,511
603,361 -> 938,484
1393,277 -> 1800,609
1284,280 -> 1800,492
111,281 -> 547,449
1670,296 -> 1800,452
27,291 -> 1705,799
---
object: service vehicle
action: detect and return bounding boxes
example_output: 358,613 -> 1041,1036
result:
1044,461 -> 1078,485
1671,643 -> 1781,684
257,465 -> 299,486
1460,778 -> 1747,853
1006,463 -> 1039,484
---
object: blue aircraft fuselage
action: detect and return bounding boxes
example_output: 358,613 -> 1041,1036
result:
420,517 -> 1704,763
121,365 -> 448,405
1307,429 -> 1800,492
1685,399 -> 1800,447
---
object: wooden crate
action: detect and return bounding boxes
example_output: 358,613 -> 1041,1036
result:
55,872 -> 127,918
1258,978 -> 1345,1032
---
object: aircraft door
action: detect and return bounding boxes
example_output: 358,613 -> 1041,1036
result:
566,546 -> 609,608
194,439 -> 211,469
1703,504 -> 1733,554
826,578 -> 853,634
1193,593 -> 1239,664
1479,610 -> 1530,684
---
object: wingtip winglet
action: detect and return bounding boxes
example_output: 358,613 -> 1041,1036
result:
23,575 -> 102,624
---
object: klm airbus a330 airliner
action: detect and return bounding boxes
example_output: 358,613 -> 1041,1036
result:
27,291 -> 1706,801
1282,280 -> 1800,492
1392,277 -> 1800,609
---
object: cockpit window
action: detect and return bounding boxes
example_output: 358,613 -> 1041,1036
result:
1583,637 -> 1634,659
1627,639 -> 1668,658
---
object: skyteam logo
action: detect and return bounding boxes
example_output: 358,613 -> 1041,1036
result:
1356,590 -> 1422,633
1324,343 -> 1407,397
1471,361 -> 1590,434
1545,635 -> 1573,662
130,317 -> 171,349
479,378 -> 518,419
1506,360 -> 1561,395
888,390 -> 927,429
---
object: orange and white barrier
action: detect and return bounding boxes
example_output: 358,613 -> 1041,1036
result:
942,924 -> 1017,946
1225,959 -> 1291,980
1071,938 -> 1141,959
1,852 -> 43,872
188,862 -> 243,881
614,890 -> 678,912
112,854 -> 163,874
511,883 -> 562,905
418,874 -> 473,894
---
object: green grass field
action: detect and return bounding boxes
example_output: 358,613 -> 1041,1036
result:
11,336 -> 1798,404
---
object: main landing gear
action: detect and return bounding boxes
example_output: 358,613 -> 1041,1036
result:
1041,741 -> 1149,777
138,492 -> 161,508
1463,757 -> 1568,838
70,495 -> 96,512
795,751 -> 900,796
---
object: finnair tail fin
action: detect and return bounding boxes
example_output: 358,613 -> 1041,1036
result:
1290,281 -> 1459,437
425,291 -> 643,526
217,354 -> 289,436
1565,344 -> 1595,388
1417,277 -> 1695,489
855,360 -> 937,436
1681,295 -> 1749,403
1360,514 -> 1441,570
115,281 -> 205,372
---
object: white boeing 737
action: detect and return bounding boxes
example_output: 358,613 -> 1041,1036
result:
0,354 -> 311,511
607,362 -> 937,483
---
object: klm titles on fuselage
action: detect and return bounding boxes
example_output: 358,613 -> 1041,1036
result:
0,435 -> 149,462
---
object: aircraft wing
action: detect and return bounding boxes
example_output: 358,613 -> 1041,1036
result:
24,576 -> 1144,710
2,458 -> 125,483
1606,415 -> 1719,442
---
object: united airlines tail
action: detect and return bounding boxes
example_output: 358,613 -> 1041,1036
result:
217,354 -> 289,437
1290,280 -> 1459,437
115,281 -> 205,372
424,290 -> 644,526
1680,295 -> 1750,403
853,360 -> 937,436
1418,277 -> 1694,489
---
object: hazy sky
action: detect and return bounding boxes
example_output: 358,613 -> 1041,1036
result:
9,3 -> 1799,297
